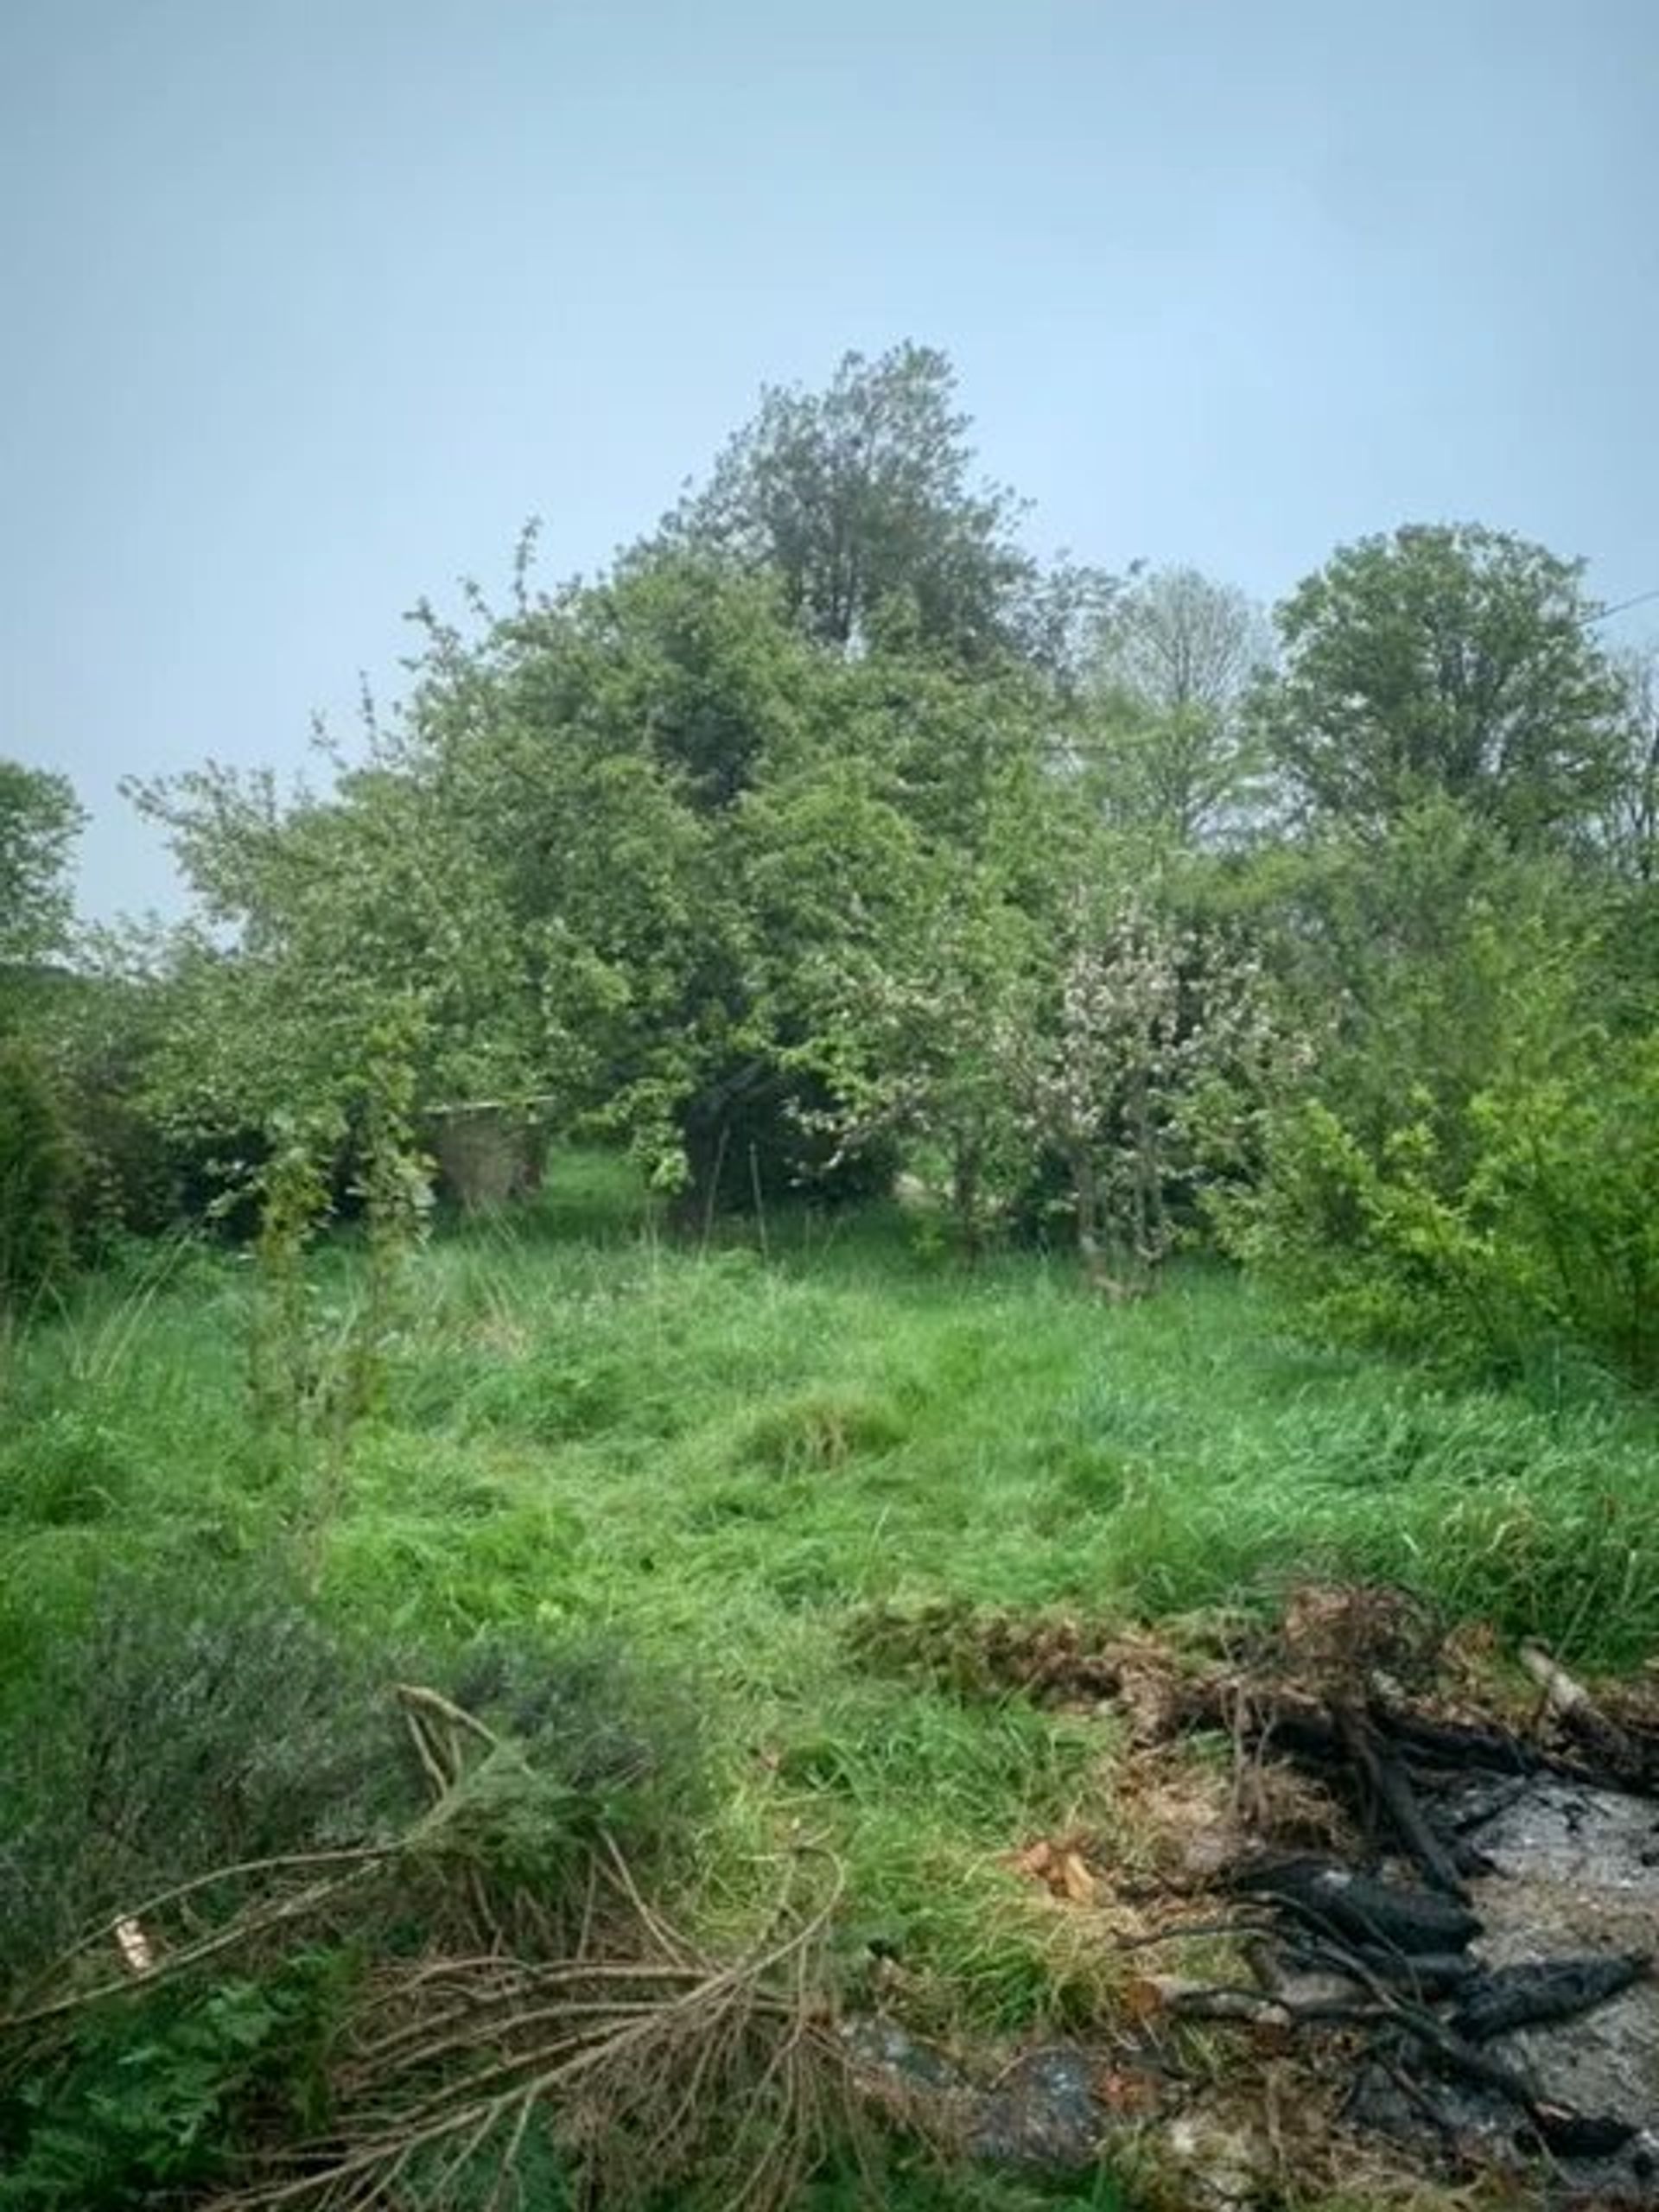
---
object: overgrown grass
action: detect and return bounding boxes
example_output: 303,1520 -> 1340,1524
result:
3,1149 -> 1657,2204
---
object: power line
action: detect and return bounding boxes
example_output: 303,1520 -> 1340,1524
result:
1582,586 -> 1659,628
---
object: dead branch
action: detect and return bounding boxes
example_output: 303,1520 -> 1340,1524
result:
199,1847 -> 854,2212
1333,1700 -> 1470,1900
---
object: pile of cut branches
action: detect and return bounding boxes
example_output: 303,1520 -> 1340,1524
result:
1,1683 -> 870,2212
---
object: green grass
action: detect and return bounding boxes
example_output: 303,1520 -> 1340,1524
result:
4,1149 -> 1658,2205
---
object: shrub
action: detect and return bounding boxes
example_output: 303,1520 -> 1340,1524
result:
0,1566 -> 715,2211
1232,1033 -> 1659,1389
0,1041 -> 71,1312
0,1568 -> 410,1980
0,1565 -> 706,1989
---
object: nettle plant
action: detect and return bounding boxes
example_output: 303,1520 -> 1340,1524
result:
1028,891 -> 1293,1287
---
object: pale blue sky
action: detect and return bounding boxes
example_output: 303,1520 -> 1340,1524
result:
3,0 -> 1656,918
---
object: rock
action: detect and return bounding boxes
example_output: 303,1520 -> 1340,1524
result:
841,2021 -> 1109,2177
966,2044 -> 1105,2173
839,2014 -> 969,2096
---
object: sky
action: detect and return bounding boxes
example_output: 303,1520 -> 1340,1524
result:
3,0 -> 1657,920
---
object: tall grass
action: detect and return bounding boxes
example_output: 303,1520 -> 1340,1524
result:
3,1148 -> 1656,2153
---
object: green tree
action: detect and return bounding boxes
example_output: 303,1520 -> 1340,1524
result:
663,341 -> 1101,666
126,754 -> 543,1148
0,760 -> 84,989
1253,524 -> 1623,843
1599,645 -> 1659,883
127,555 -> 802,1196
1083,566 -> 1274,844
788,842 -> 1044,1256
0,1039 -> 72,1307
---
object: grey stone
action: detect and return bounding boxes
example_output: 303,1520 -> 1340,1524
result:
966,2044 -> 1105,2173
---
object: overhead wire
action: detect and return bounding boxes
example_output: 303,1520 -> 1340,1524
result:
1581,585 -> 1659,628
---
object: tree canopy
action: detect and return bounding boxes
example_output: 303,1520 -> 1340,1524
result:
1253,523 -> 1623,843
660,341 -> 1105,668
0,760 -> 84,981
16,343 -> 1659,1385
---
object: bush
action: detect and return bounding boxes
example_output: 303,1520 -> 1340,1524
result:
1226,811 -> 1659,1389
1234,1032 -> 1659,1389
0,1566 -> 714,2211
0,1041 -> 71,1312
0,1569 -> 410,1980
0,1566 -> 706,1988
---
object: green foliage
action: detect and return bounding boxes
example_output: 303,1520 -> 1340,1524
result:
245,1113 -> 340,1433
1241,1034 -> 1659,1389
1223,800 -> 1659,1387
1598,645 -> 1659,881
241,1002 -> 434,1450
340,1000 -> 436,1416
662,340 -> 1090,664
1254,523 -> 1624,843
0,1964 -> 340,2209
6,1164 -> 1659,2209
0,1041 -> 72,1311
16,344 -> 1659,2212
26,357 -> 1659,1432
0,760 -> 83,983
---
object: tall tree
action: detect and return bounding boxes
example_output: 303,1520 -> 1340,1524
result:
1101,566 -> 1271,721
1085,567 -> 1273,842
663,342 -> 1083,664
1599,645 -> 1659,883
0,760 -> 84,980
1253,524 -> 1623,843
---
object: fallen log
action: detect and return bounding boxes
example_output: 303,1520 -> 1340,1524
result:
1518,1642 -> 1659,1790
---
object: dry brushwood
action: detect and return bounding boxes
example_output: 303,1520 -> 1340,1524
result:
1,1686 -> 871,2212
198,1836 -> 862,2212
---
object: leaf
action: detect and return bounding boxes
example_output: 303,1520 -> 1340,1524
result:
1122,1974 -> 1168,2022
1058,1849 -> 1097,1904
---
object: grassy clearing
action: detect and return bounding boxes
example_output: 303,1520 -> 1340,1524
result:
3,1152 -> 1657,2204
